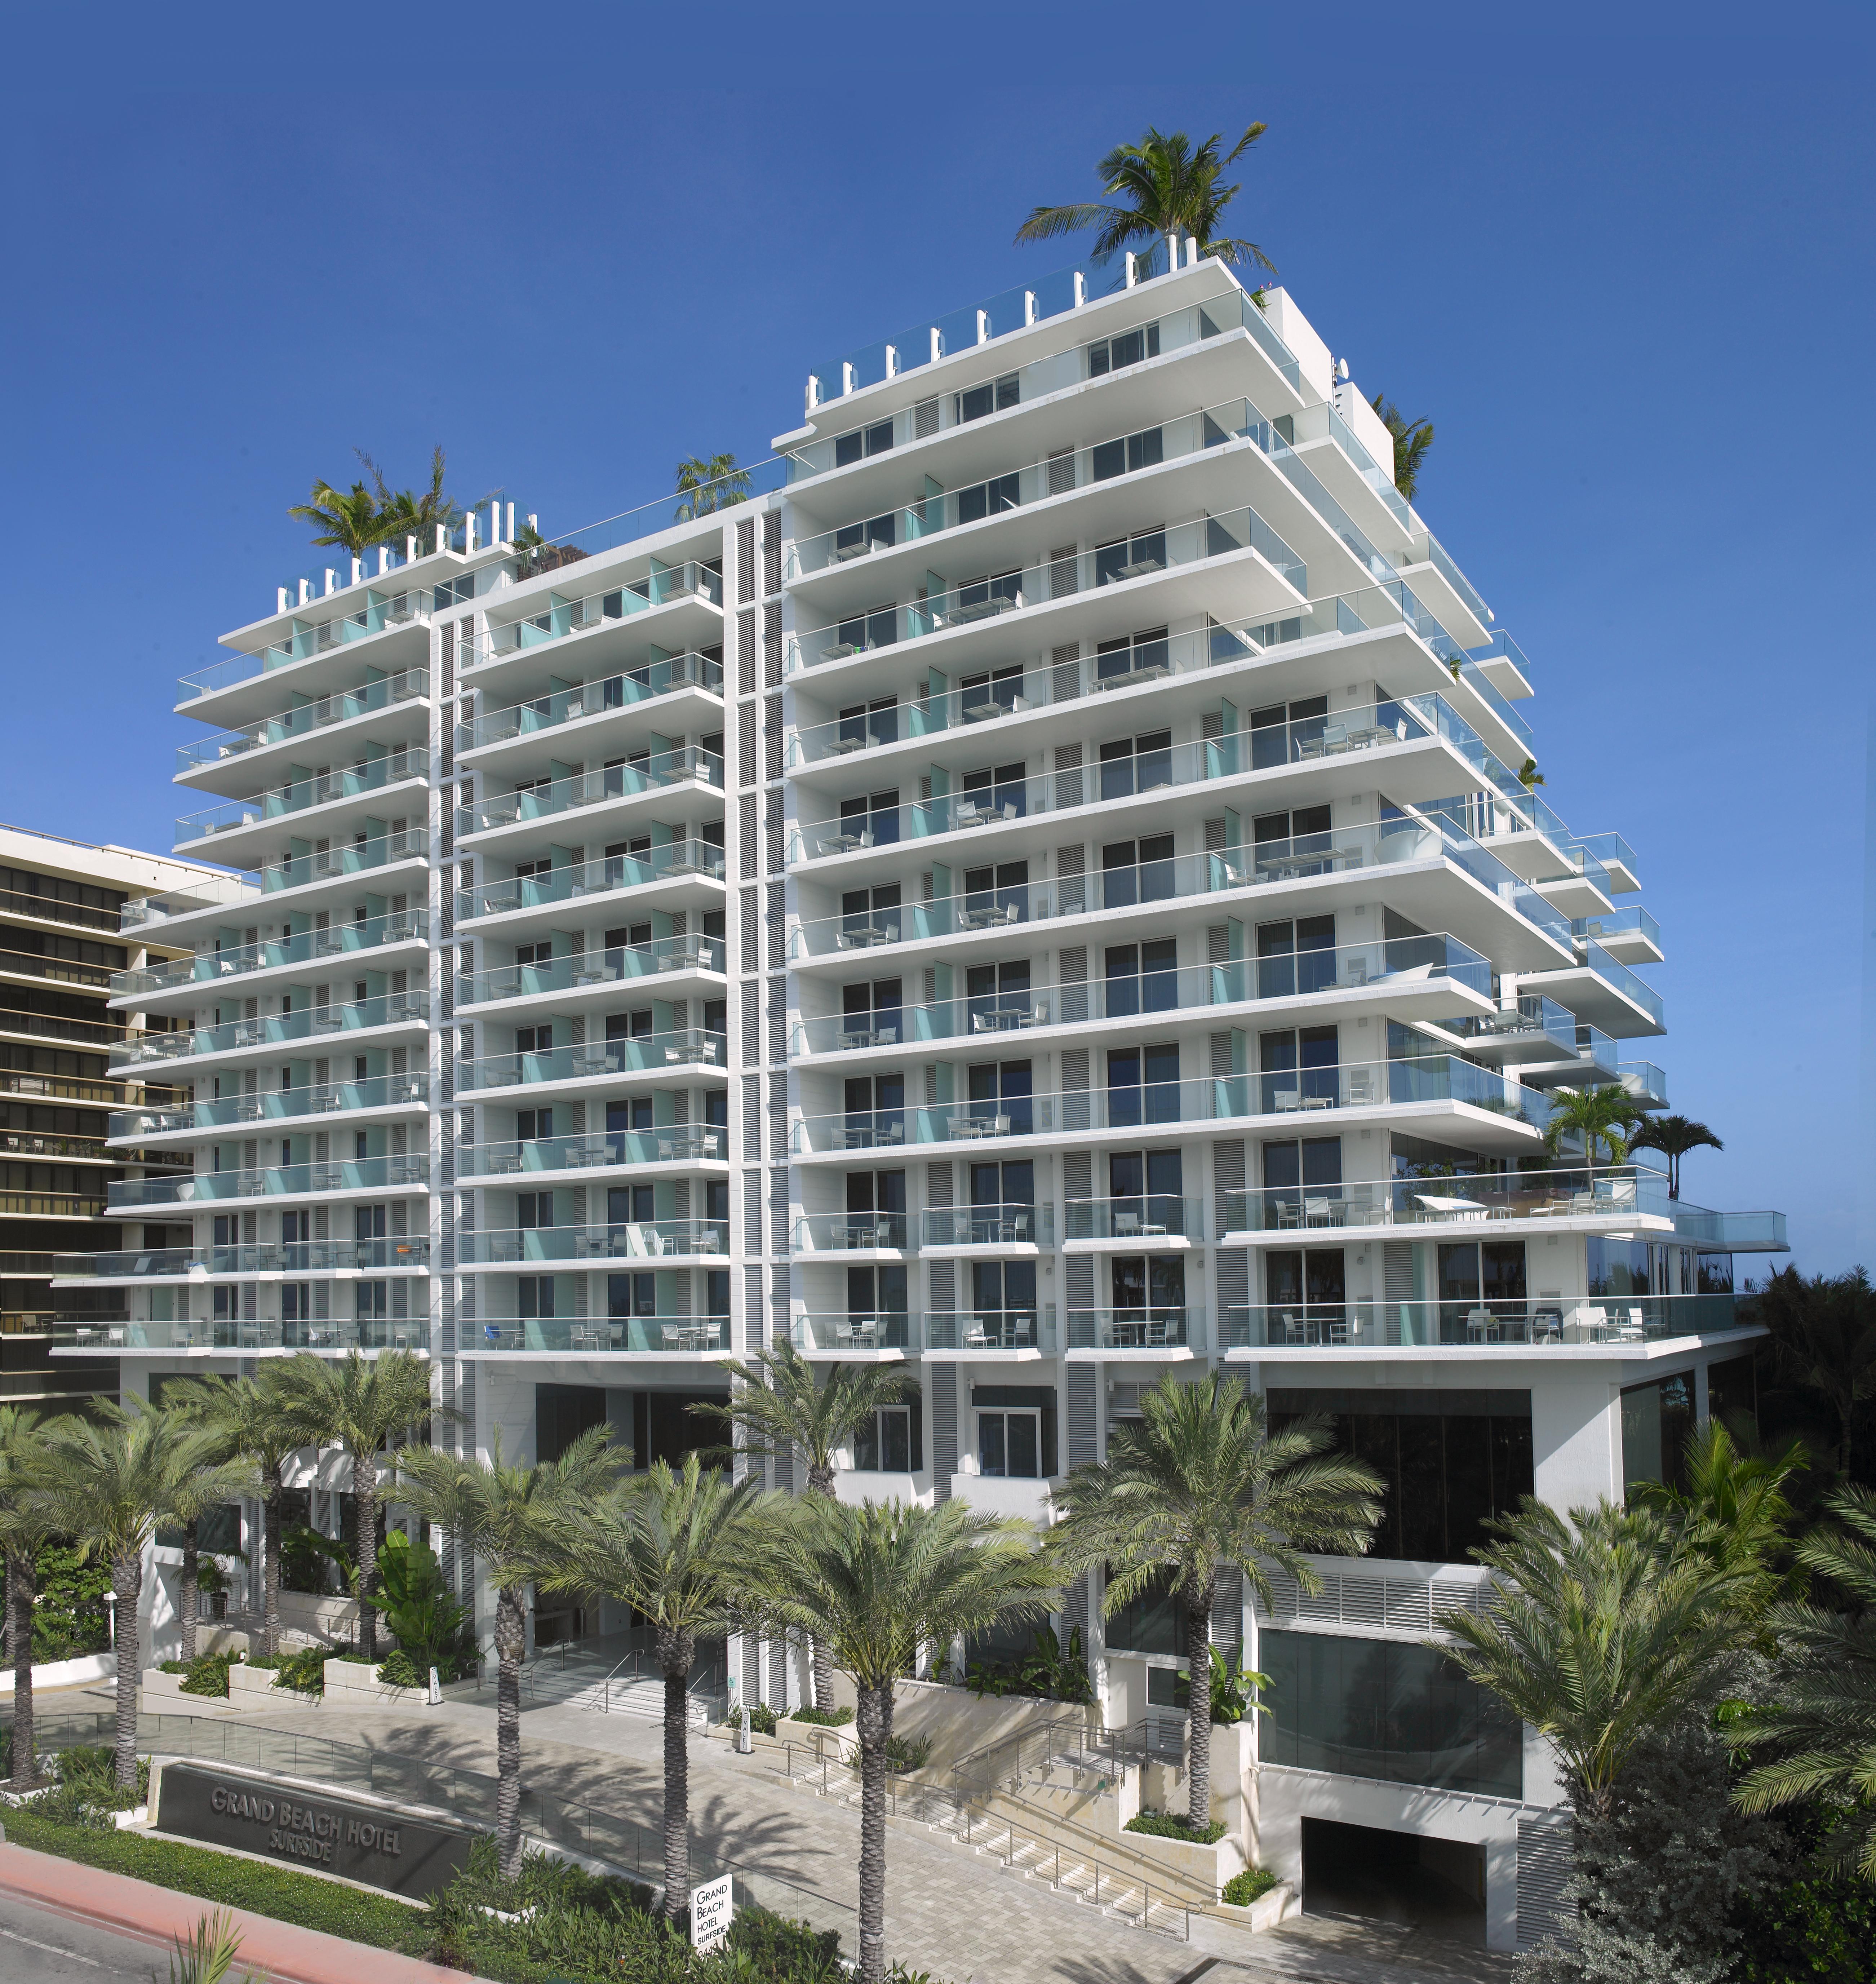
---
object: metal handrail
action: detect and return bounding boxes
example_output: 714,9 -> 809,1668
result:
949,1714 -> 1136,1797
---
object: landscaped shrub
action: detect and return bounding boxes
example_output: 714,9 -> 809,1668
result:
158,1651 -> 239,1698
263,1646 -> 334,1695
849,1733 -> 932,1776
964,1625 -> 1093,1704
746,1702 -> 779,1735
787,1704 -> 853,1728
1222,1867 -> 1278,1906
1124,1807 -> 1225,1844
7,1544 -> 111,1662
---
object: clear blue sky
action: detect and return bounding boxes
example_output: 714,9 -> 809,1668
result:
3,4 -> 1870,1270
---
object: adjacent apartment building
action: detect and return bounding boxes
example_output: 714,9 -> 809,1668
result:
58,242 -> 1787,1946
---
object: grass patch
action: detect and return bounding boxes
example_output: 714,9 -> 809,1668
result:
786,1706 -> 853,1728
1124,1808 -> 1226,1845
1221,1867 -> 1278,1906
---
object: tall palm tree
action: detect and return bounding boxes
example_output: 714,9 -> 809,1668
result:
1628,1114 -> 1723,1199
1631,1419 -> 1803,1610
1753,1266 -> 1876,1476
1730,1484 -> 1876,1878
271,1351 -> 457,1663
697,1341 -> 910,1710
395,1426 -> 627,1880
534,1456 -> 780,1920
0,1408 -> 58,1788
287,479 -> 383,557
1015,123 -> 1276,279
159,1387 -> 249,1666
361,446 -> 496,552
1051,1374 -> 1382,1831
1367,395 -> 1435,501
34,1401 -> 251,1787
1434,1499 -> 1753,1827
1543,1083 -> 1645,1166
673,453 -> 751,521
763,1496 -> 1056,1984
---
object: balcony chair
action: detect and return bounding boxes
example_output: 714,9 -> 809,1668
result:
1113,1211 -> 1141,1238
1302,1196 -> 1342,1227
1464,1306 -> 1494,1342
1345,1069 -> 1375,1104
1273,1089 -> 1303,1113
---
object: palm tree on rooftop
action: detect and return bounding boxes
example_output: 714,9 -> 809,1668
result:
1629,1114 -> 1723,1199
1543,1084 -> 1645,1168
1368,395 -> 1435,501
674,453 -> 751,521
1015,124 -> 1277,282
287,478 -> 383,557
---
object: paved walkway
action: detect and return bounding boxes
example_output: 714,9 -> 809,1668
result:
31,1682 -> 1511,1984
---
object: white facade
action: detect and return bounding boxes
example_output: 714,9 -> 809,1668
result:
62,244 -> 1786,1949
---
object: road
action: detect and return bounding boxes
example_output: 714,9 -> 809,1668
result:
0,1889 -> 182,1981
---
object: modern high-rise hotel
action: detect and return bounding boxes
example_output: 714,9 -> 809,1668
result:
59,241 -> 1786,1945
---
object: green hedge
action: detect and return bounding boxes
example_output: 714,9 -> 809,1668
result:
787,1706 -> 853,1728
1123,1808 -> 1226,1844
1221,1867 -> 1278,1906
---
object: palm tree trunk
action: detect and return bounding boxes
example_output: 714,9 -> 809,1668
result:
178,1514 -> 199,1665
658,1626 -> 693,1921
355,1444 -> 379,1664
495,1581 -> 525,1884
111,1550 -> 141,1792
261,1463 -> 283,1659
807,1462 -> 835,1711
855,1680 -> 892,1984
1185,1582 -> 1213,1832
8,1549 -> 35,1787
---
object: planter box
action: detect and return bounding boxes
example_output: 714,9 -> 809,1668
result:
320,1657 -> 431,1709
0,1651 -> 114,1693
137,1668 -> 237,1714
1214,1880 -> 1299,1934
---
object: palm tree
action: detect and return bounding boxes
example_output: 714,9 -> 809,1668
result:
360,446 -> 496,552
1367,395 -> 1435,501
158,1387 -> 250,1667
1753,1266 -> 1876,1476
395,1426 -> 627,1880
1434,1499 -> 1753,1827
0,1408 -> 58,1788
271,1351 -> 457,1663
1543,1083 -> 1645,1166
1730,1484 -> 1876,1878
1051,1374 -> 1382,1832
697,1341 -> 910,1710
762,1496 -> 1058,1984
34,1401 -> 251,1788
1631,1419 -> 1803,1609
673,453 -> 751,521
287,479 -> 383,557
1015,123 -> 1276,279
1628,1114 -> 1724,1199
1516,757 -> 1545,791
534,1456 -> 780,1920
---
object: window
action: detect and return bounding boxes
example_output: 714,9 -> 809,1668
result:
958,663 -> 1025,716
847,1263 -> 909,1346
1256,916 -> 1339,998
956,472 -> 1020,522
837,696 -> 897,749
846,1169 -> 905,1246
516,1107 -> 553,1142
1087,324 -> 1160,375
1098,728 -> 1172,801
970,1258 -> 1037,1342
1109,1148 -> 1181,1232
1095,528 -> 1167,587
835,606 -> 897,655
1265,1248 -> 1346,1330
356,1280 -> 388,1321
1258,1024 -> 1341,1112
608,1271 -> 656,1318
966,1059 -> 1031,1135
954,568 -> 1021,614
515,1023 -> 553,1055
1697,1253 -> 1734,1294
1438,1240 -> 1528,1333
604,923 -> 652,954
1104,938 -> 1177,1016
1263,1137 -> 1344,1222
607,1097 -> 654,1136
1248,694 -> 1329,770
971,1158 -> 1033,1208
841,978 -> 902,1045
973,1385 -> 1056,1477
1252,805 -> 1333,872
1587,1235 -> 1653,1297
281,1284 -> 312,1327
1105,1568 -> 1183,1654
843,1073 -> 905,1147
834,418 -> 894,468
955,373 -> 1019,424
966,959 -> 1030,1030
962,859 -> 1028,924
608,1183 -> 654,1223
1105,1044 -> 1179,1127
605,1009 -> 652,1043
518,1191 -> 555,1230
355,1203 -> 387,1242
961,760 -> 1027,819
1111,1253 -> 1185,1324
834,510 -> 897,558
853,1398 -> 922,1472
1622,1372 -> 1694,1493
1100,833 -> 1174,907
1094,627 -> 1170,683
840,789 -> 900,846
1091,426 -> 1165,480
841,883 -> 901,945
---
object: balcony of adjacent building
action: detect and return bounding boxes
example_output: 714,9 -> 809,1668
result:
456,1027 -> 726,1107
0,997 -> 124,1058
175,667 -> 430,791
1219,1291 -> 1761,1355
456,654 -> 726,778
0,943 -> 116,1000
456,1125 -> 727,1186
455,935 -> 727,1021
0,876 -> 135,939
51,1239 -> 431,1284
107,1152 -> 430,1213
108,1070 -> 431,1147
120,827 -> 429,939
456,748 -> 724,860
171,748 -> 431,864
454,837 -> 725,939
110,910 -> 430,1009
109,990 -> 430,1076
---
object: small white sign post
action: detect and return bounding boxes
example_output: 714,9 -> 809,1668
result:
691,1873 -> 734,1952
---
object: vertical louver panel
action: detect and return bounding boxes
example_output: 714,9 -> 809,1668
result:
1066,1254 -> 1094,1311
763,602 -> 781,686
737,609 -> 755,696
738,704 -> 755,787
1049,546 -> 1079,599
1517,1815 -> 1573,1948
1047,448 -> 1076,496
739,795 -> 757,875
766,981 -> 787,1066
763,696 -> 784,780
1204,817 -> 1227,850
766,882 -> 786,969
928,1259 -> 954,1310
736,517 -> 755,606
741,1076 -> 760,1161
742,1175 -> 762,1253
914,399 -> 939,439
1211,1563 -> 1244,1651
764,795 -> 784,875
1057,845 -> 1085,915
1207,925 -> 1229,964
767,1089 -> 788,1162
1210,1033 -> 1233,1079
762,513 -> 780,597
1053,743 -> 1083,809
930,1367 -> 957,1495
1064,1151 -> 1091,1200
1051,642 -> 1081,703
1213,1137 -> 1245,1239
1067,1366 -> 1098,1467
926,1161 -> 953,1209
740,886 -> 758,974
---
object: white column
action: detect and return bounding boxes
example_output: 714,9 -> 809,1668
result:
975,308 -> 990,344
1124,252 -> 1138,288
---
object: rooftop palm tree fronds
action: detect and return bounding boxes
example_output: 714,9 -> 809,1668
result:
1433,1498 -> 1755,1827
287,479 -> 383,556
1729,1484 -> 1876,1879
1752,1265 -> 1876,1477
533,1456 -> 780,1921
1015,123 -> 1276,280
1051,1374 -> 1383,1833
395,1425 -> 628,1881
696,1341 -> 911,1709
270,1351 -> 459,1664
34,1400 -> 252,1788
1516,757 -> 1544,790
360,446 -> 497,552
1628,1114 -> 1723,1199
762,1496 -> 1058,1984
1542,1083 -> 1645,1166
0,1407 -> 57,1788
673,452 -> 751,521
1367,395 -> 1434,501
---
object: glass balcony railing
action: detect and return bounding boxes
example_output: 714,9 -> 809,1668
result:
461,1222 -> 728,1264
1063,1197 -> 1205,1241
918,1204 -> 1054,1247
1066,1307 -> 1206,1351
457,841 -> 724,922
459,1316 -> 729,1354
121,829 -> 429,929
1573,907 -> 1661,951
178,669 -> 430,773
176,749 -> 430,847
111,912 -> 428,996
108,1154 -> 429,1208
1619,1060 -> 1668,1108
109,992 -> 429,1069
457,1030 -> 723,1093
1672,1206 -> 1787,1251
111,1072 -> 430,1138
54,1239 -> 431,1278
790,1213 -> 910,1253
458,1129 -> 725,1176
457,939 -> 726,1007
1223,1165 -> 1671,1235
1220,1292 -> 1751,1351
1416,532 -> 1493,628
459,656 -> 724,754
923,1308 -> 1056,1352
180,589 -> 433,700
1578,942 -> 1664,1029
1445,994 -> 1579,1059
794,935 -> 1489,1055
458,750 -> 724,838
1569,833 -> 1640,886
1468,631 -> 1533,687
791,1312 -> 924,1352
1320,403 -> 1411,530
786,505 -> 1305,673
54,1317 -> 429,1354
462,565 -> 724,669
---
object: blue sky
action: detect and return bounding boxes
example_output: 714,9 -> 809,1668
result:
3,4 -> 1870,1269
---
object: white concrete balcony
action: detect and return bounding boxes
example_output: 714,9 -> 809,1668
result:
455,841 -> 724,939
459,564 -> 724,700
455,1314 -> 730,1359
176,667 -> 430,791
790,1312 -> 921,1359
172,749 -> 430,863
1065,1306 -> 1206,1356
110,1072 -> 430,1145
181,589 -> 434,726
455,939 -> 725,1020
52,1316 -> 429,1358
457,654 -> 724,772
52,1240 -> 430,1284
456,1128 -> 726,1184
917,1204 -> 1053,1254
110,911 -> 430,1012
459,1220 -> 727,1268
1063,1198 -> 1204,1248
109,992 -> 430,1075
108,1153 -> 430,1213
457,750 -> 723,857
120,829 -> 429,940
1220,1166 -> 1673,1242
1220,1293 -> 1759,1355
923,1308 -> 1056,1356
790,1212 -> 911,1257
456,1031 -> 725,1106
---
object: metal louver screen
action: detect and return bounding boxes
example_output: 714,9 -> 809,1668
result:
739,704 -> 755,786
1051,643 -> 1081,703
764,795 -> 784,874
1054,743 -> 1083,808
736,518 -> 755,605
742,1177 -> 762,1253
1064,1150 -> 1092,1200
764,697 -> 784,780
915,399 -> 939,439
931,1367 -> 957,1495
762,513 -> 780,596
1049,546 -> 1078,599
1205,817 -> 1227,850
1065,1254 -> 1094,1310
763,602 -> 781,685
740,886 -> 758,973
766,883 -> 785,968
737,609 -> 755,696
928,1259 -> 955,1310
739,795 -> 757,874
926,1161 -> 953,1208
1517,1815 -> 1574,1949
1047,448 -> 1076,496
741,1077 -> 760,1161
1210,1033 -> 1233,1079
1256,1568 -> 1495,1633
1067,1367 -> 1097,1467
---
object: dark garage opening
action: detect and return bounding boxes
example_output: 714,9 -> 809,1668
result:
1301,1817 -> 1485,1945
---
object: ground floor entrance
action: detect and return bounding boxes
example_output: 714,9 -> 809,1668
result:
1301,1817 -> 1487,1947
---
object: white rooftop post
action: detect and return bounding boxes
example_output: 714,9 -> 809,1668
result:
841,361 -> 856,395
1165,230 -> 1179,270
1023,291 -> 1037,326
527,514 -> 538,533
324,568 -> 337,595
464,514 -> 477,553
277,587 -> 290,614
488,500 -> 500,547
350,556 -> 363,586
805,375 -> 819,416
377,546 -> 390,576
975,308 -> 990,344
1124,252 -> 1138,288
1185,236 -> 1199,267
298,579 -> 312,606
1073,271 -> 1086,307
406,535 -> 418,564
928,326 -> 942,363
884,344 -> 899,378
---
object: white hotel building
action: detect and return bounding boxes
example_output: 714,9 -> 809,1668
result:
60,241 -> 1786,1945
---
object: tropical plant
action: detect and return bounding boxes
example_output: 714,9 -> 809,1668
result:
1730,1484 -> 1876,1878
0,1407 -> 57,1787
166,1908 -> 247,1984
698,1341 -> 910,1710
1015,123 -> 1276,280
1628,1113 -> 1724,1200
286,478 -> 383,557
674,453 -> 751,521
1631,1419 -> 1804,1608
1051,1373 -> 1382,1830
360,445 -> 494,552
33,1400 -> 251,1787
158,1387 -> 250,1665
963,1622 -> 1092,1704
1434,1499 -> 1754,1826
1543,1083 -> 1645,1166
761,1495 -> 1059,1984
281,1522 -> 353,1597
395,1426 -> 628,1879
1753,1266 -> 1876,1478
362,1530 -> 474,1680
534,1455 -> 781,1920
271,1350 -> 455,1662
1367,394 -> 1434,501
1517,756 -> 1545,790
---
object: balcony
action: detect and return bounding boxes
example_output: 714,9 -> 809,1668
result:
1569,832 -> 1641,895
794,934 -> 1490,1057
178,668 -> 429,775
0,883 -> 126,936
457,938 -> 725,1009
111,1072 -> 431,1140
52,1317 -> 428,1356
1065,1307 -> 1206,1352
456,841 -> 724,925
0,1190 -> 107,1219
1221,1293 -> 1756,1352
790,1213 -> 910,1254
1064,1197 -> 1205,1244
1671,1206 -> 1789,1253
1520,939 -> 1664,1036
457,749 -> 724,841
179,588 -> 432,702
1571,907 -> 1663,966
111,912 -> 428,998
1222,1166 -> 1671,1236
791,1313 -> 923,1355
121,828 -> 428,931
917,1204 -> 1053,1249
463,564 -> 724,671
457,1030 -> 723,1095
0,947 -> 114,992
460,1221 -> 727,1264
1619,1060 -> 1669,1110
458,1315 -> 729,1355
457,1129 -> 725,1178
1444,995 -> 1582,1067
110,992 -> 429,1070
174,749 -> 430,852
458,654 -> 724,756
53,1240 -> 431,1280
108,1154 -> 429,1209
923,1310 -> 1056,1353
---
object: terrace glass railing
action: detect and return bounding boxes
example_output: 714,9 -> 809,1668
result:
54,1239 -> 431,1279
1578,941 -> 1664,1029
1066,1307 -> 1206,1351
111,912 -> 428,996
457,1129 -> 725,1177
109,993 -> 430,1070
458,656 -> 724,754
1573,907 -> 1661,951
179,590 -> 432,700
459,1316 -> 729,1354
493,464 -> 791,576
1063,1197 -> 1205,1242
178,669 -> 430,773
176,749 -> 430,846
1619,1060 -> 1668,1108
121,829 -> 429,928
923,1309 -> 1056,1352
1222,1165 -> 1672,1235
1445,994 -> 1579,1059
1414,532 -> 1493,628
790,1213 -> 911,1253
1220,1293 -> 1751,1350
461,1222 -> 728,1264
111,1072 -> 431,1138
458,751 -> 724,838
1569,833 -> 1640,887
918,1204 -> 1055,1247
108,1154 -> 429,1208
791,1312 -> 925,1352
1669,1205 -> 1788,1252
457,842 -> 725,922
457,1031 -> 723,1093
54,1318 -> 429,1354
457,939 -> 726,1007
462,565 -> 724,669
1468,631 -> 1533,687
